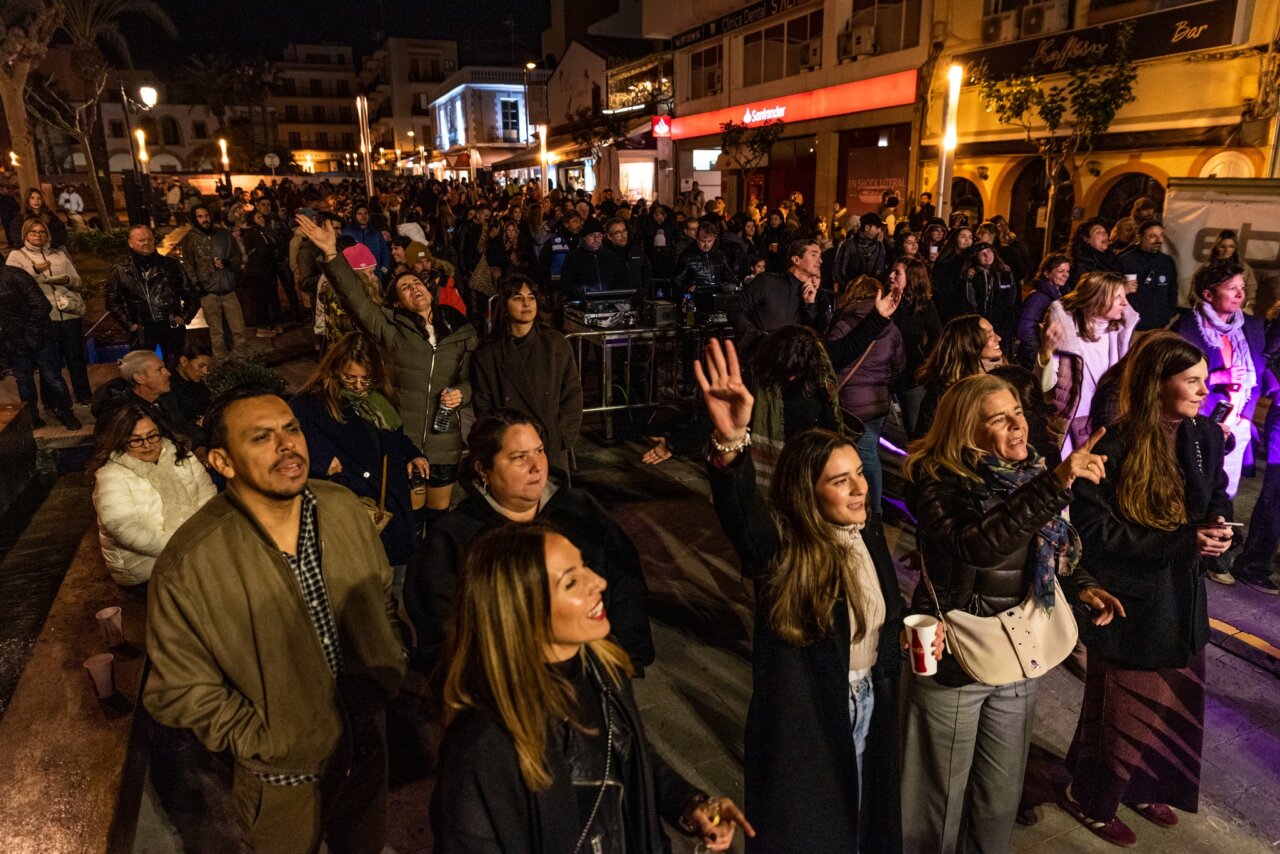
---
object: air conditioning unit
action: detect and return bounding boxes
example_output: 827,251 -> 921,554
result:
980,11 -> 1021,45
1021,0 -> 1070,37
801,39 -> 822,70
706,69 -> 723,93
837,26 -> 877,61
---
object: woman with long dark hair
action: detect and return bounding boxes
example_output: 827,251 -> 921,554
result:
902,373 -> 1121,854
1064,332 -> 1233,846
1069,217 -> 1118,290
892,257 -> 943,437
7,188 -> 67,250
961,241 -> 1020,355
432,522 -> 750,852
91,402 -> 215,588
698,337 -> 926,852
291,332 -> 429,574
930,225 -> 974,323
471,274 -> 583,475
911,313 -> 1004,439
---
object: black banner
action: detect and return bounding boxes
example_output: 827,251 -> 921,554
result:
673,0 -> 813,50
956,0 -> 1239,81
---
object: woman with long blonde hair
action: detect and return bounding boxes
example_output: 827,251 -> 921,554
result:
699,337 -> 925,852
433,522 -> 750,853
1063,331 -> 1234,846
902,372 -> 1121,854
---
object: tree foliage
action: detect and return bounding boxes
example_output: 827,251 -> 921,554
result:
718,118 -> 785,198
0,0 -> 63,190
565,106 -> 630,159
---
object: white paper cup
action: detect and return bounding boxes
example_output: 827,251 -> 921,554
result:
95,606 -> 124,647
905,614 -> 940,676
84,653 -> 115,699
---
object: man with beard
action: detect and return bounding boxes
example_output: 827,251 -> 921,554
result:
177,205 -> 245,361
1117,220 -> 1179,331
144,386 -> 405,854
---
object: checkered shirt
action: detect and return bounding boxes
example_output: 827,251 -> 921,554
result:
258,488 -> 343,787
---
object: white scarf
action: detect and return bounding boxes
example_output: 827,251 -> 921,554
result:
1194,304 -> 1257,397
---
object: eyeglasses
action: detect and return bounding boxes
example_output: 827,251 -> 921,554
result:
340,373 -> 373,388
127,432 -> 162,448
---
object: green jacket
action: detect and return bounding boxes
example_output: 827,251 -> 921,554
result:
143,480 -> 406,777
323,254 -> 477,462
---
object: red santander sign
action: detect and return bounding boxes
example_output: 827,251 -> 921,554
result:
652,115 -> 672,138
670,69 -> 917,140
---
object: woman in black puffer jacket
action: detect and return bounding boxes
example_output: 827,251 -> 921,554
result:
901,372 -> 1122,854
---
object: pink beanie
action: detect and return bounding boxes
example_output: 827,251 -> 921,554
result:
343,243 -> 378,271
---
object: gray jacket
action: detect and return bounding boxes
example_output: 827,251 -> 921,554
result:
176,226 -> 243,296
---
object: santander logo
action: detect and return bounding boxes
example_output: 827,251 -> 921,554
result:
742,104 -> 786,124
652,116 -> 671,137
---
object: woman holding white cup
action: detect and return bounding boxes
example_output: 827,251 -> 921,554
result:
698,337 -> 940,852
900,372 -> 1124,853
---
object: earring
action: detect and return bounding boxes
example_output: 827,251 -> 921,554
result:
479,478 -> 489,495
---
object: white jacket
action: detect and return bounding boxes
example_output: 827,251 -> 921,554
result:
93,440 -> 216,586
6,247 -> 85,321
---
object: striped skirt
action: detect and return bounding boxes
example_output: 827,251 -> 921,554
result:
1065,650 -> 1205,821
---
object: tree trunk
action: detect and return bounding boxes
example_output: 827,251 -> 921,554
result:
1042,158 -> 1058,259
0,76 -> 41,192
85,100 -> 115,221
76,129 -> 111,232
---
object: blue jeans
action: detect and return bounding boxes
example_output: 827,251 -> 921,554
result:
855,416 -> 886,513
10,336 -> 72,413
849,671 -> 876,790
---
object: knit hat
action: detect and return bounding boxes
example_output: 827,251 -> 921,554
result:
858,211 -> 884,230
343,243 -> 378,271
404,241 -> 432,267
580,217 -> 604,236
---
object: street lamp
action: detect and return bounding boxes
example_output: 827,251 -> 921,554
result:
119,84 -> 158,226
135,129 -> 149,174
218,137 -> 230,187
937,63 -> 963,223
138,86 -> 158,109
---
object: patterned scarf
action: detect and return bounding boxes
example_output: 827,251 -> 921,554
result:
977,452 -> 1080,611
1194,303 -> 1257,398
341,389 -> 402,431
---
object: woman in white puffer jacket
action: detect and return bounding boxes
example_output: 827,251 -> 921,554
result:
91,401 -> 215,587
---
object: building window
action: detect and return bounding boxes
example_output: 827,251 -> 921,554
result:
688,44 -> 723,100
285,105 -> 299,122
743,9 -> 823,86
338,105 -> 353,123
108,120 -> 125,138
847,0 -> 922,56
160,116 -> 182,146
499,99 -> 519,132
341,132 -> 355,149
288,131 -> 302,147
281,78 -> 296,95
305,52 -> 329,64
312,105 -> 326,122
192,121 -> 208,139
336,80 -> 350,97
310,78 -> 324,97
316,131 -> 329,149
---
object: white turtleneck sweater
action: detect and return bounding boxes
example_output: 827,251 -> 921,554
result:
834,524 -> 887,676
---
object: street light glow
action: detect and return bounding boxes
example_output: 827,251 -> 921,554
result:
135,128 -> 148,161
526,61 -> 537,70
138,86 -> 158,108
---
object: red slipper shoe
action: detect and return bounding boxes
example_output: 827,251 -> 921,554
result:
1127,802 -> 1178,828
1061,786 -> 1137,847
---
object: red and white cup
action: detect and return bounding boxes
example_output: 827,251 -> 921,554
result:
96,606 -> 124,647
904,614 -> 940,676
83,653 -> 115,699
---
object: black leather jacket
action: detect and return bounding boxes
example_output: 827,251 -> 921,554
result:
104,252 -> 197,328
0,266 -> 53,356
671,243 -> 739,294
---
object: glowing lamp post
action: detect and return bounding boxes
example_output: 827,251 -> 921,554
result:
218,138 -> 231,187
135,129 -> 150,174
937,64 -> 963,222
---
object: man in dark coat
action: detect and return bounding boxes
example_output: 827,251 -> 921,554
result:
605,216 -> 653,300
1116,221 -> 1179,330
670,221 -> 739,296
559,218 -> 630,298
729,237 -> 832,360
833,212 -> 890,286
104,225 -> 197,360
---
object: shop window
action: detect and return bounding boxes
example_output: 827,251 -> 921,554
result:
688,44 -> 723,100
619,161 -> 655,201
743,10 -> 823,86
847,0 -> 922,56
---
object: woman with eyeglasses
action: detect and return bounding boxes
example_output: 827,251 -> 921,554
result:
7,189 -> 67,250
90,401 -> 215,588
292,332 -> 429,580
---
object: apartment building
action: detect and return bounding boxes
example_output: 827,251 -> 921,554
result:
270,43 -> 362,174
360,37 -> 459,170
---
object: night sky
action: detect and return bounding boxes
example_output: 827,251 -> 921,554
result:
123,0 -> 549,70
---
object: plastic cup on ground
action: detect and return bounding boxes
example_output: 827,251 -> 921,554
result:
95,606 -> 124,647
84,653 -> 115,699
904,614 -> 940,676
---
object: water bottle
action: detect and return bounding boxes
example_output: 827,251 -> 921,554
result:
433,388 -> 457,433
683,293 -> 696,327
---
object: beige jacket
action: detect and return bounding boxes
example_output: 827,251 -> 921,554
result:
143,480 -> 405,776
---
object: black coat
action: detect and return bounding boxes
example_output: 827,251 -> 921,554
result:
906,467 -> 1077,686
559,244 -> 630,297
290,392 -> 424,567
470,325 -> 583,474
104,251 -> 197,328
729,270 -> 832,359
1116,248 -> 1179,331
1070,418 -> 1229,669
404,475 -> 654,674
708,451 -> 904,853
0,266 -> 53,356
431,648 -> 699,854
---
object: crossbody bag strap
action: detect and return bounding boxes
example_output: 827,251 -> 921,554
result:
916,550 -> 946,622
836,339 -> 876,394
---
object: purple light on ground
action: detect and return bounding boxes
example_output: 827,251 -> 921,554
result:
880,436 -> 908,457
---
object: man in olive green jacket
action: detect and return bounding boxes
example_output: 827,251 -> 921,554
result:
143,387 -> 405,853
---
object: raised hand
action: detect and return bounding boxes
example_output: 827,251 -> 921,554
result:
296,213 -> 338,258
1054,426 -> 1108,488
694,338 -> 754,457
874,282 -> 902,318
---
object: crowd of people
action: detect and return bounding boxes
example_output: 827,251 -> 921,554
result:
1,169 -> 1277,853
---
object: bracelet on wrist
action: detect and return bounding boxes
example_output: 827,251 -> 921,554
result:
678,794 -> 712,833
710,428 -> 751,455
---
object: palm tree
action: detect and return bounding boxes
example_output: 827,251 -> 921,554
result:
0,0 -> 62,192
57,0 -> 177,223
174,54 -> 241,135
